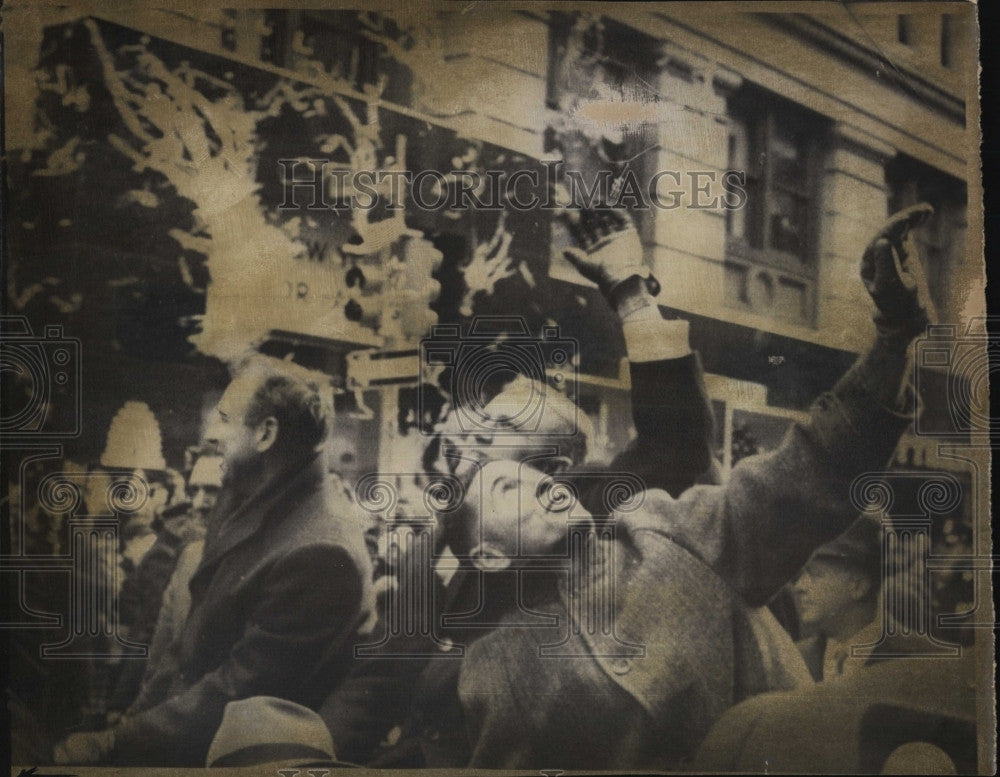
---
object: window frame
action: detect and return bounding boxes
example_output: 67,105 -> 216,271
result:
724,87 -> 826,326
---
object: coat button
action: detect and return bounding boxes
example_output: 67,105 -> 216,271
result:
609,657 -> 631,675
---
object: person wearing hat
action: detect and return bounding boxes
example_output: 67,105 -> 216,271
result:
53,356 -> 375,767
98,401 -> 172,574
206,696 -> 340,768
422,204 -> 937,770
793,515 -> 885,682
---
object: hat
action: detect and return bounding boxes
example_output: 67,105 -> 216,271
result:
809,515 -> 884,583
101,401 -> 166,471
480,376 -> 593,465
206,696 -> 336,768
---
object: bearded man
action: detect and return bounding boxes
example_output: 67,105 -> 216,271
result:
54,356 -> 375,766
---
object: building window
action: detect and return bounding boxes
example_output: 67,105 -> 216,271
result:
897,14 -> 915,45
260,11 -> 408,102
940,14 -> 956,69
724,87 -> 826,325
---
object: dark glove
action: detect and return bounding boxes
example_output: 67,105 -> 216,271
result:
860,203 -> 935,340
559,209 -> 660,301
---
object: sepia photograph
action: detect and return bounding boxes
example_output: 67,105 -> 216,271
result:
0,1 -> 993,774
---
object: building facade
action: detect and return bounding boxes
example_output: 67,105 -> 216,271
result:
30,4 -> 974,467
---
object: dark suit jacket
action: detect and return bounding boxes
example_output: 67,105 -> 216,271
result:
108,515 -> 204,714
612,353 -> 716,496
111,454 -> 374,766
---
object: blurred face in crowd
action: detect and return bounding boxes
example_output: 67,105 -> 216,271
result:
460,459 -> 592,568
82,468 -> 168,528
205,374 -> 275,484
81,469 -> 114,517
147,473 -> 171,513
792,558 -> 872,634
189,480 -> 220,519
187,455 -> 224,521
123,468 -> 170,535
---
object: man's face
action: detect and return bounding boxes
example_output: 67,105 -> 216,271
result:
143,472 -> 171,519
186,455 -> 224,519
463,459 -> 590,563
792,559 -> 867,632
188,481 -> 221,519
117,468 -> 169,537
205,375 -> 263,482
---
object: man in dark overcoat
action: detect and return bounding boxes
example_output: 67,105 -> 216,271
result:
54,356 -> 375,766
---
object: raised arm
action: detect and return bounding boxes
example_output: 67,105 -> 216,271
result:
561,209 -> 715,496
662,205 -> 934,605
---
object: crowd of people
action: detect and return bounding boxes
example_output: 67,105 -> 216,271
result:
7,204 -> 976,772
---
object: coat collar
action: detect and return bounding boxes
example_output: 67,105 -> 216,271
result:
196,453 -> 327,575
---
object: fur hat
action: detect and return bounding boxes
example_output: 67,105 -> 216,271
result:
100,401 -> 166,471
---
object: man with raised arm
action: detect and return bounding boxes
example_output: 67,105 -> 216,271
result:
321,209 -> 720,767
452,205 -> 935,770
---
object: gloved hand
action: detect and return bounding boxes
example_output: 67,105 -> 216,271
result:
53,728 -> 115,764
559,209 -> 660,303
860,203 -> 935,340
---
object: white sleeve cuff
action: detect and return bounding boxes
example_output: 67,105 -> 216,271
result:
623,318 -> 691,362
